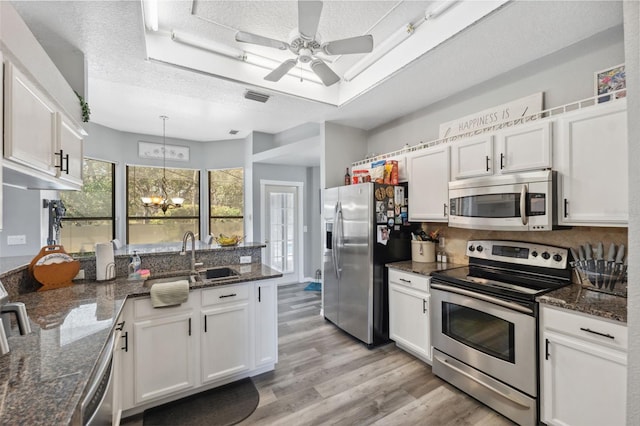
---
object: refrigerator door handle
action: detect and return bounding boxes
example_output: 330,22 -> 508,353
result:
335,202 -> 343,279
332,202 -> 340,279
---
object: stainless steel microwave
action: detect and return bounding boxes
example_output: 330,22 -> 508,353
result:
448,170 -> 556,231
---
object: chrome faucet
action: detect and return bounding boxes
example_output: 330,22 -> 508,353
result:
181,231 -> 203,274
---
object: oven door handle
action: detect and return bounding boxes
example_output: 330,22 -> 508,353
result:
434,354 -> 532,410
430,283 -> 533,314
520,184 -> 528,226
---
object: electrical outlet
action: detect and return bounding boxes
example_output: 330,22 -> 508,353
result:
74,269 -> 85,280
240,256 -> 252,264
7,235 -> 26,245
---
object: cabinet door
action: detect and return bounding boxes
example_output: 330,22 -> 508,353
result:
389,283 -> 431,363
496,121 -> 551,174
541,330 -> 626,426
451,135 -> 493,179
133,313 -> 196,404
557,101 -> 628,226
56,113 -> 83,187
408,145 -> 450,222
201,301 -> 251,384
255,281 -> 278,368
4,62 -> 57,176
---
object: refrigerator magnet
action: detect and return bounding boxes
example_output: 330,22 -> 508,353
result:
394,187 -> 405,206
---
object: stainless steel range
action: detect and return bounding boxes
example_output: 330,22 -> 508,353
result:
430,240 -> 571,426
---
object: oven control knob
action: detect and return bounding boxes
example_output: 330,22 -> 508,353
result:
468,245 -> 475,252
553,254 -> 563,262
531,251 -> 538,257
541,252 -> 551,260
476,245 -> 483,252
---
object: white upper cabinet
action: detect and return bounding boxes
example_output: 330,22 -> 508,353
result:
451,135 -> 494,179
451,121 -> 552,180
556,100 -> 627,226
496,121 -> 552,173
4,62 -> 57,177
407,145 -> 450,222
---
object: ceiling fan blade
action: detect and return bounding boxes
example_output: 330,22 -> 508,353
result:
264,59 -> 298,82
298,0 -> 323,40
322,35 -> 374,55
235,31 -> 289,50
310,59 -> 340,86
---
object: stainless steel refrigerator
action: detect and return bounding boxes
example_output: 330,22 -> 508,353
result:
323,182 -> 412,346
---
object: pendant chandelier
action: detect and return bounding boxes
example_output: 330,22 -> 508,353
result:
141,115 -> 184,213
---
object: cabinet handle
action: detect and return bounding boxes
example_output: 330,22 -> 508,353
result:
115,321 -> 125,331
564,199 -> 569,218
258,286 -> 261,302
121,331 -> 129,352
580,327 -> 615,339
443,203 -> 448,217
219,293 -> 237,299
545,338 -> 550,360
55,150 -> 69,173
204,315 -> 207,333
63,153 -> 70,174
399,278 -> 411,284
485,155 -> 490,172
422,299 -> 427,314
500,153 -> 505,169
188,318 -> 192,336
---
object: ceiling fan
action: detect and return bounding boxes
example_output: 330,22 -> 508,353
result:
235,0 -> 373,86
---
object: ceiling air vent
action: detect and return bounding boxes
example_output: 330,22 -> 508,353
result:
229,129 -> 239,135
244,90 -> 270,103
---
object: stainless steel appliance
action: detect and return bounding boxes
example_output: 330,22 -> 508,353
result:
323,182 -> 411,346
430,240 -> 571,426
448,170 -> 556,231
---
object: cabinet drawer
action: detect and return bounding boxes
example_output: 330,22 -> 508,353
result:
201,283 -> 250,307
133,295 -> 193,320
388,269 -> 430,293
541,305 -> 627,351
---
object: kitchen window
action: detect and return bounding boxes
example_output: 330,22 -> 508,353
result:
127,165 -> 200,243
60,158 -> 115,253
209,168 -> 244,238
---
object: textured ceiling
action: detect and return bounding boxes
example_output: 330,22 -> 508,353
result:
11,0 -> 624,148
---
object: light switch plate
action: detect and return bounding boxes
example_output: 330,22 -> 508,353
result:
240,256 -> 252,264
7,235 -> 26,245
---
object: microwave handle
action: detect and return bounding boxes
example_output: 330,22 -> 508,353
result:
520,184 -> 528,225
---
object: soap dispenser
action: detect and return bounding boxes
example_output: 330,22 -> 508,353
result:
129,250 -> 141,277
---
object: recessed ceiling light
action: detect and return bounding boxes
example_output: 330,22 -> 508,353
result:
244,90 -> 270,103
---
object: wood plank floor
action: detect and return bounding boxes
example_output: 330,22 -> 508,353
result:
242,283 -> 516,426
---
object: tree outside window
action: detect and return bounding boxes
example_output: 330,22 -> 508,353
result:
209,168 -> 244,238
60,159 -> 115,254
127,165 -> 200,243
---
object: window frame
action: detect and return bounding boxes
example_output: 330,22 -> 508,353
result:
60,158 -> 116,251
208,167 -> 245,237
125,164 -> 201,244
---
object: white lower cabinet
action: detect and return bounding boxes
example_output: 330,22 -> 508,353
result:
119,279 -> 278,414
388,269 -> 431,364
201,284 -> 251,384
540,305 -> 627,426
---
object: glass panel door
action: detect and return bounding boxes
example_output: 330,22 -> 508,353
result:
263,184 -> 298,283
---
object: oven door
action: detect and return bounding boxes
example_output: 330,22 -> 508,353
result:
448,175 -> 552,231
430,282 -> 536,396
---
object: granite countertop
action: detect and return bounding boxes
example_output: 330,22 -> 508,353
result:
0,262 -> 281,425
386,260 -> 466,276
537,284 -> 627,323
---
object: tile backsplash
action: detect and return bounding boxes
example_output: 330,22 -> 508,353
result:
419,224 -> 628,267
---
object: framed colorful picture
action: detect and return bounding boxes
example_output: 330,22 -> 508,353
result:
595,63 -> 626,103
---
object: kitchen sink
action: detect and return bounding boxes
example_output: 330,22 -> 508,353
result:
201,267 -> 240,282
143,274 -> 199,288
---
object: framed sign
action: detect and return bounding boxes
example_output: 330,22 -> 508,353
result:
138,141 -> 190,162
595,63 -> 625,103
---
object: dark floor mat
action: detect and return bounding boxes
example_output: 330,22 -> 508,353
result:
143,377 -> 259,426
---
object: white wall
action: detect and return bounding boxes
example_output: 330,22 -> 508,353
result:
366,26 -> 625,154
322,122 -> 367,189
0,186 -> 42,256
623,1 -> 639,422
